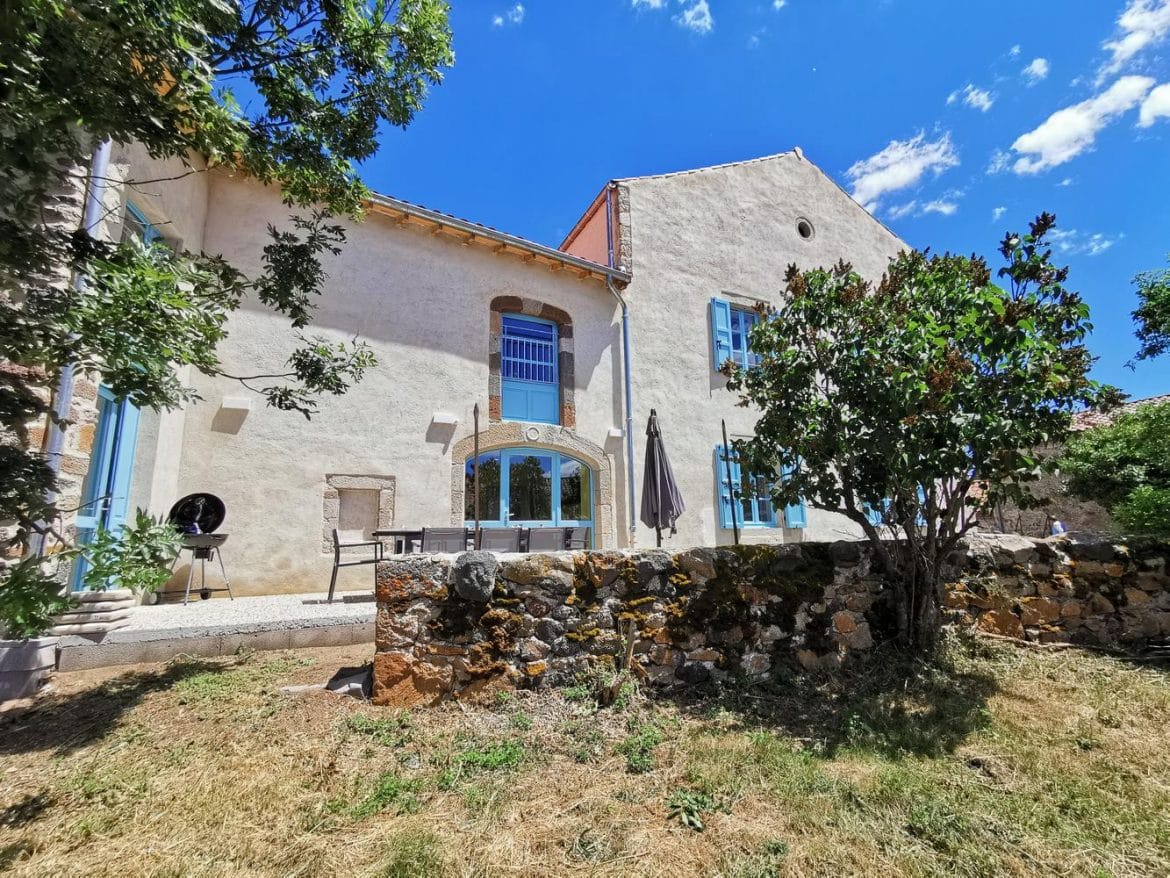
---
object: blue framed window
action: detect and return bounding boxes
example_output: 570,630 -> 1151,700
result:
122,202 -> 165,245
716,445 -> 807,530
710,298 -> 761,369
464,448 -> 592,537
501,314 -> 559,424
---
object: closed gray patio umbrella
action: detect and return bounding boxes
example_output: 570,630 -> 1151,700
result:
641,408 -> 685,547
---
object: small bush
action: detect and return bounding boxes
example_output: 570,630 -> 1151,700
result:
666,789 -> 720,832
617,722 -> 664,774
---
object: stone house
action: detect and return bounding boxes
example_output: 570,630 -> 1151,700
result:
32,146 -> 905,596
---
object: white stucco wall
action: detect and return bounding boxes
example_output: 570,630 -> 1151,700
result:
619,151 -> 907,548
170,172 -> 626,595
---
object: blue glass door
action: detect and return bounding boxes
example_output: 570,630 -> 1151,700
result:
71,386 -> 140,589
464,448 -> 593,535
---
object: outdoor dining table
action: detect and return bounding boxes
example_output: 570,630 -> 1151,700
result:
371,528 -> 424,555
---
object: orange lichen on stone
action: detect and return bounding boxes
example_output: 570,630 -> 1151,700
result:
372,652 -> 453,708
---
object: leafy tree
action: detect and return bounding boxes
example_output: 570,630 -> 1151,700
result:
0,0 -> 453,634
1131,257 -> 1170,363
1061,401 -> 1170,536
725,215 -> 1115,652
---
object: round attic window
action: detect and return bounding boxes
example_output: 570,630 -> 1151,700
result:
796,218 -> 815,240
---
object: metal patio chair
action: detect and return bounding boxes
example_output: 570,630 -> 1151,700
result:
525,527 -> 567,552
565,527 -> 591,550
327,528 -> 383,604
420,527 -> 470,553
476,527 -> 522,552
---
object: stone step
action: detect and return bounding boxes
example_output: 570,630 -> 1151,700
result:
50,617 -> 131,637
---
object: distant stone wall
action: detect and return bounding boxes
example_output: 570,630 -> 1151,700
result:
372,535 -> 1170,707
950,533 -> 1170,644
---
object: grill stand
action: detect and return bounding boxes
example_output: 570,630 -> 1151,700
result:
169,544 -> 233,605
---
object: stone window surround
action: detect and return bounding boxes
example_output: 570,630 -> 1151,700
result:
488,296 -> 575,428
449,422 -> 615,549
322,473 -> 395,553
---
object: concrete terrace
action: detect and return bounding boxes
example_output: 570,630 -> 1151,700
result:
56,590 -> 375,671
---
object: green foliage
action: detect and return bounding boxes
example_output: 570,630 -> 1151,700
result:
351,773 -> 423,819
666,789 -> 720,832
0,557 -> 74,639
80,510 -> 182,594
1132,256 -> 1170,362
1062,401 -> 1170,536
0,0 -> 453,635
726,215 -> 1113,650
344,711 -> 413,748
617,721 -> 664,773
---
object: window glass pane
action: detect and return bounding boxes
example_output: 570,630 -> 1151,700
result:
560,457 -> 590,521
465,452 -> 501,521
502,316 -> 557,385
509,453 -> 553,522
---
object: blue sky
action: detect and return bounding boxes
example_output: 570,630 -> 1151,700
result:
366,0 -> 1170,399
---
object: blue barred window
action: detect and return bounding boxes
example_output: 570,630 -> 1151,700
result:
501,314 -> 559,424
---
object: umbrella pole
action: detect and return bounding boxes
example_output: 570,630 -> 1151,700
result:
656,526 -> 662,548
721,419 -> 740,545
473,403 -> 480,549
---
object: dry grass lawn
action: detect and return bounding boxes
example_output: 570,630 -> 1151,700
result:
1,635 -> 1168,877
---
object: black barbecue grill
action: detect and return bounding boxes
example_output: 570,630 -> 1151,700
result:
161,493 -> 233,605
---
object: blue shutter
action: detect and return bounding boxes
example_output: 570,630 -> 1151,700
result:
715,445 -> 741,529
864,502 -> 884,527
780,461 -> 807,529
710,298 -> 733,368
105,399 -> 140,535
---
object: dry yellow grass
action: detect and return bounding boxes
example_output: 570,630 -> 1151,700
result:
1,637 -> 1168,877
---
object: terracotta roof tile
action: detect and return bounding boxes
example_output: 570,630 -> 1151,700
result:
1071,393 -> 1170,431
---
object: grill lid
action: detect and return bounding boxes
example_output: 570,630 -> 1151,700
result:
168,493 -> 226,534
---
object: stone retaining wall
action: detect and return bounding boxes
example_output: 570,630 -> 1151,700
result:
372,534 -> 1170,707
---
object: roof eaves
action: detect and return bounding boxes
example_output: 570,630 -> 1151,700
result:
367,192 -> 630,287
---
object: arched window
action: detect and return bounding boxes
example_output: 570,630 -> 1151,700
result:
489,297 -> 575,427
464,448 -> 592,530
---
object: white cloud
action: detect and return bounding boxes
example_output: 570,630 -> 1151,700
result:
1010,75 -> 1155,173
632,0 -> 666,7
748,28 -> 765,49
921,199 -> 959,216
1101,0 -> 1170,79
1023,58 -> 1050,84
676,0 -> 713,34
947,84 -> 995,112
987,149 -> 1012,175
846,132 -> 960,212
992,206 -> 1008,222
1139,82 -> 1170,125
1059,177 -> 1074,187
1049,228 -> 1123,256
773,0 -> 788,8
1010,44 -> 1022,58
492,2 -> 524,26
887,198 -> 960,220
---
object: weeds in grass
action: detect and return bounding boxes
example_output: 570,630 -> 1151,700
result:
438,739 -> 526,790
509,710 -> 533,731
350,773 -> 424,820
666,789 -> 720,832
377,829 -> 445,878
345,711 -> 413,747
560,719 -> 605,763
722,839 -> 789,878
617,721 -> 664,773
